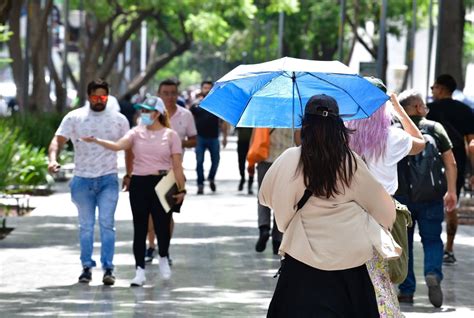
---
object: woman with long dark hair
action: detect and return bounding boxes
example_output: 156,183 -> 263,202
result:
259,94 -> 397,317
82,96 -> 186,286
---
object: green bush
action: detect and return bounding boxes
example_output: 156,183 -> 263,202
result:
0,112 -> 65,150
0,124 -> 19,190
0,120 -> 53,193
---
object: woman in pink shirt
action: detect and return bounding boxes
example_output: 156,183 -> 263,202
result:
82,96 -> 186,286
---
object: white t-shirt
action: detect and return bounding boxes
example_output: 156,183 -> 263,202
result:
169,106 -> 197,141
56,107 -> 129,178
365,126 -> 412,195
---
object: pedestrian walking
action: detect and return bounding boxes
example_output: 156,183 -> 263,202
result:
248,128 -> 293,255
81,96 -> 186,286
47,79 -> 129,286
260,94 -> 396,317
236,127 -> 254,194
346,78 -> 425,316
426,74 -> 474,264
190,81 -> 228,195
395,89 -> 458,308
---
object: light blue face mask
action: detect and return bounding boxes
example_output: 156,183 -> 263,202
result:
140,113 -> 155,126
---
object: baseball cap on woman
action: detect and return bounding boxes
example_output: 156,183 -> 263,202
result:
134,96 -> 165,114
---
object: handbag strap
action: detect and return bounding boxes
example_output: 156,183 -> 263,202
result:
296,189 -> 312,211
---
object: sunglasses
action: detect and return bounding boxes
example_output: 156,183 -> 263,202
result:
90,95 -> 108,103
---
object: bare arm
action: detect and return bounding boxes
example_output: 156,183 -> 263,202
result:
441,149 -> 458,212
171,153 -> 186,204
221,121 -> 228,148
122,149 -> 134,191
48,135 -> 68,174
81,135 -> 131,151
182,135 -> 197,148
390,93 -> 425,155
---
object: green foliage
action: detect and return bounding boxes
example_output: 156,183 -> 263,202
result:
0,121 -> 51,192
2,113 -> 65,150
0,125 -> 19,190
8,144 -> 50,190
0,25 -> 12,66
465,22 -> 474,63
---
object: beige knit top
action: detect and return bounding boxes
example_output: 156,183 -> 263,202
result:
259,147 -> 396,271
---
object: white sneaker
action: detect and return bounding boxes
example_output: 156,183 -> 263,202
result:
130,266 -> 146,287
159,257 -> 171,280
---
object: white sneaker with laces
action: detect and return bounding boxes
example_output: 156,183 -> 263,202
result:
130,266 -> 146,287
159,256 -> 171,279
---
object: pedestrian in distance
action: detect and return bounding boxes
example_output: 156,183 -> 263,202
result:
260,94 -> 397,317
47,79 -> 130,286
236,127 -> 254,194
81,96 -> 186,287
346,77 -> 425,316
395,89 -> 458,308
426,74 -> 474,265
190,81 -> 228,195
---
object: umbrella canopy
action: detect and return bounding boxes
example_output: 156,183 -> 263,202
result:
200,57 -> 389,128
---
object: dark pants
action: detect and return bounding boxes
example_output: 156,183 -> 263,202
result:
196,136 -> 220,186
237,139 -> 250,179
129,175 -> 172,268
268,255 -> 379,318
257,162 -> 282,242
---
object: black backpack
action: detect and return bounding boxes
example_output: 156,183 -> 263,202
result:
396,121 -> 447,202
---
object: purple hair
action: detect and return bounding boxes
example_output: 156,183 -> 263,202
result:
345,104 -> 392,161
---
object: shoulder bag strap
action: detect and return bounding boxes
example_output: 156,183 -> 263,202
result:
296,189 -> 312,211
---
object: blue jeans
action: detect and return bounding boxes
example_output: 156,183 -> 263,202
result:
394,195 -> 444,296
70,173 -> 119,270
195,136 -> 220,186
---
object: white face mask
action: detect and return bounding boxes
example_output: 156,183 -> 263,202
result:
140,113 -> 155,126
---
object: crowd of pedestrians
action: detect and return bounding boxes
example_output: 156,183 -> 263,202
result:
47,72 -> 473,317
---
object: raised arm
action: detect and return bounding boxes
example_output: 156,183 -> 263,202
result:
391,93 -> 425,155
81,135 -> 131,151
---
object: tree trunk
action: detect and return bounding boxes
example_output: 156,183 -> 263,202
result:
28,1 -> 51,112
0,0 -> 13,24
6,0 -> 24,108
435,0 -> 465,89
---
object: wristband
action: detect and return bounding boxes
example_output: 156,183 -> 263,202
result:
124,174 -> 131,179
178,189 -> 187,194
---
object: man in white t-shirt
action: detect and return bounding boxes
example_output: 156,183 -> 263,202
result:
48,79 -> 129,286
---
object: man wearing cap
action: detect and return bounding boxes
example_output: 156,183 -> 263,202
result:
427,74 -> 474,264
48,79 -> 130,285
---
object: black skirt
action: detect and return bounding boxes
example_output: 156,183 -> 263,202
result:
267,255 -> 379,318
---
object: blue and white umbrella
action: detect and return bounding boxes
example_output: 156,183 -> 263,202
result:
200,57 -> 389,128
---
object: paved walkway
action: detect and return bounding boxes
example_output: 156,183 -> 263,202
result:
0,137 -> 473,317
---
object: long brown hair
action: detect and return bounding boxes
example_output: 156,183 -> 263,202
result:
158,112 -> 171,128
299,96 -> 357,198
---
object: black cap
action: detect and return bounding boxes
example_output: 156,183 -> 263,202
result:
435,74 -> 457,93
304,94 -> 339,117
364,76 -> 387,93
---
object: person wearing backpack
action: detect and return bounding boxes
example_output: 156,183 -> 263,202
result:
396,89 -> 457,308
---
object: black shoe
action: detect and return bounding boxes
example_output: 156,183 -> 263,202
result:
102,269 -> 115,286
397,293 -> 414,304
426,274 -> 443,308
168,257 -> 173,267
272,240 -> 281,255
443,251 -> 456,265
209,181 -> 216,192
255,229 -> 270,252
238,178 -> 245,191
144,247 -> 155,263
78,267 -> 92,283
197,185 -> 204,195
